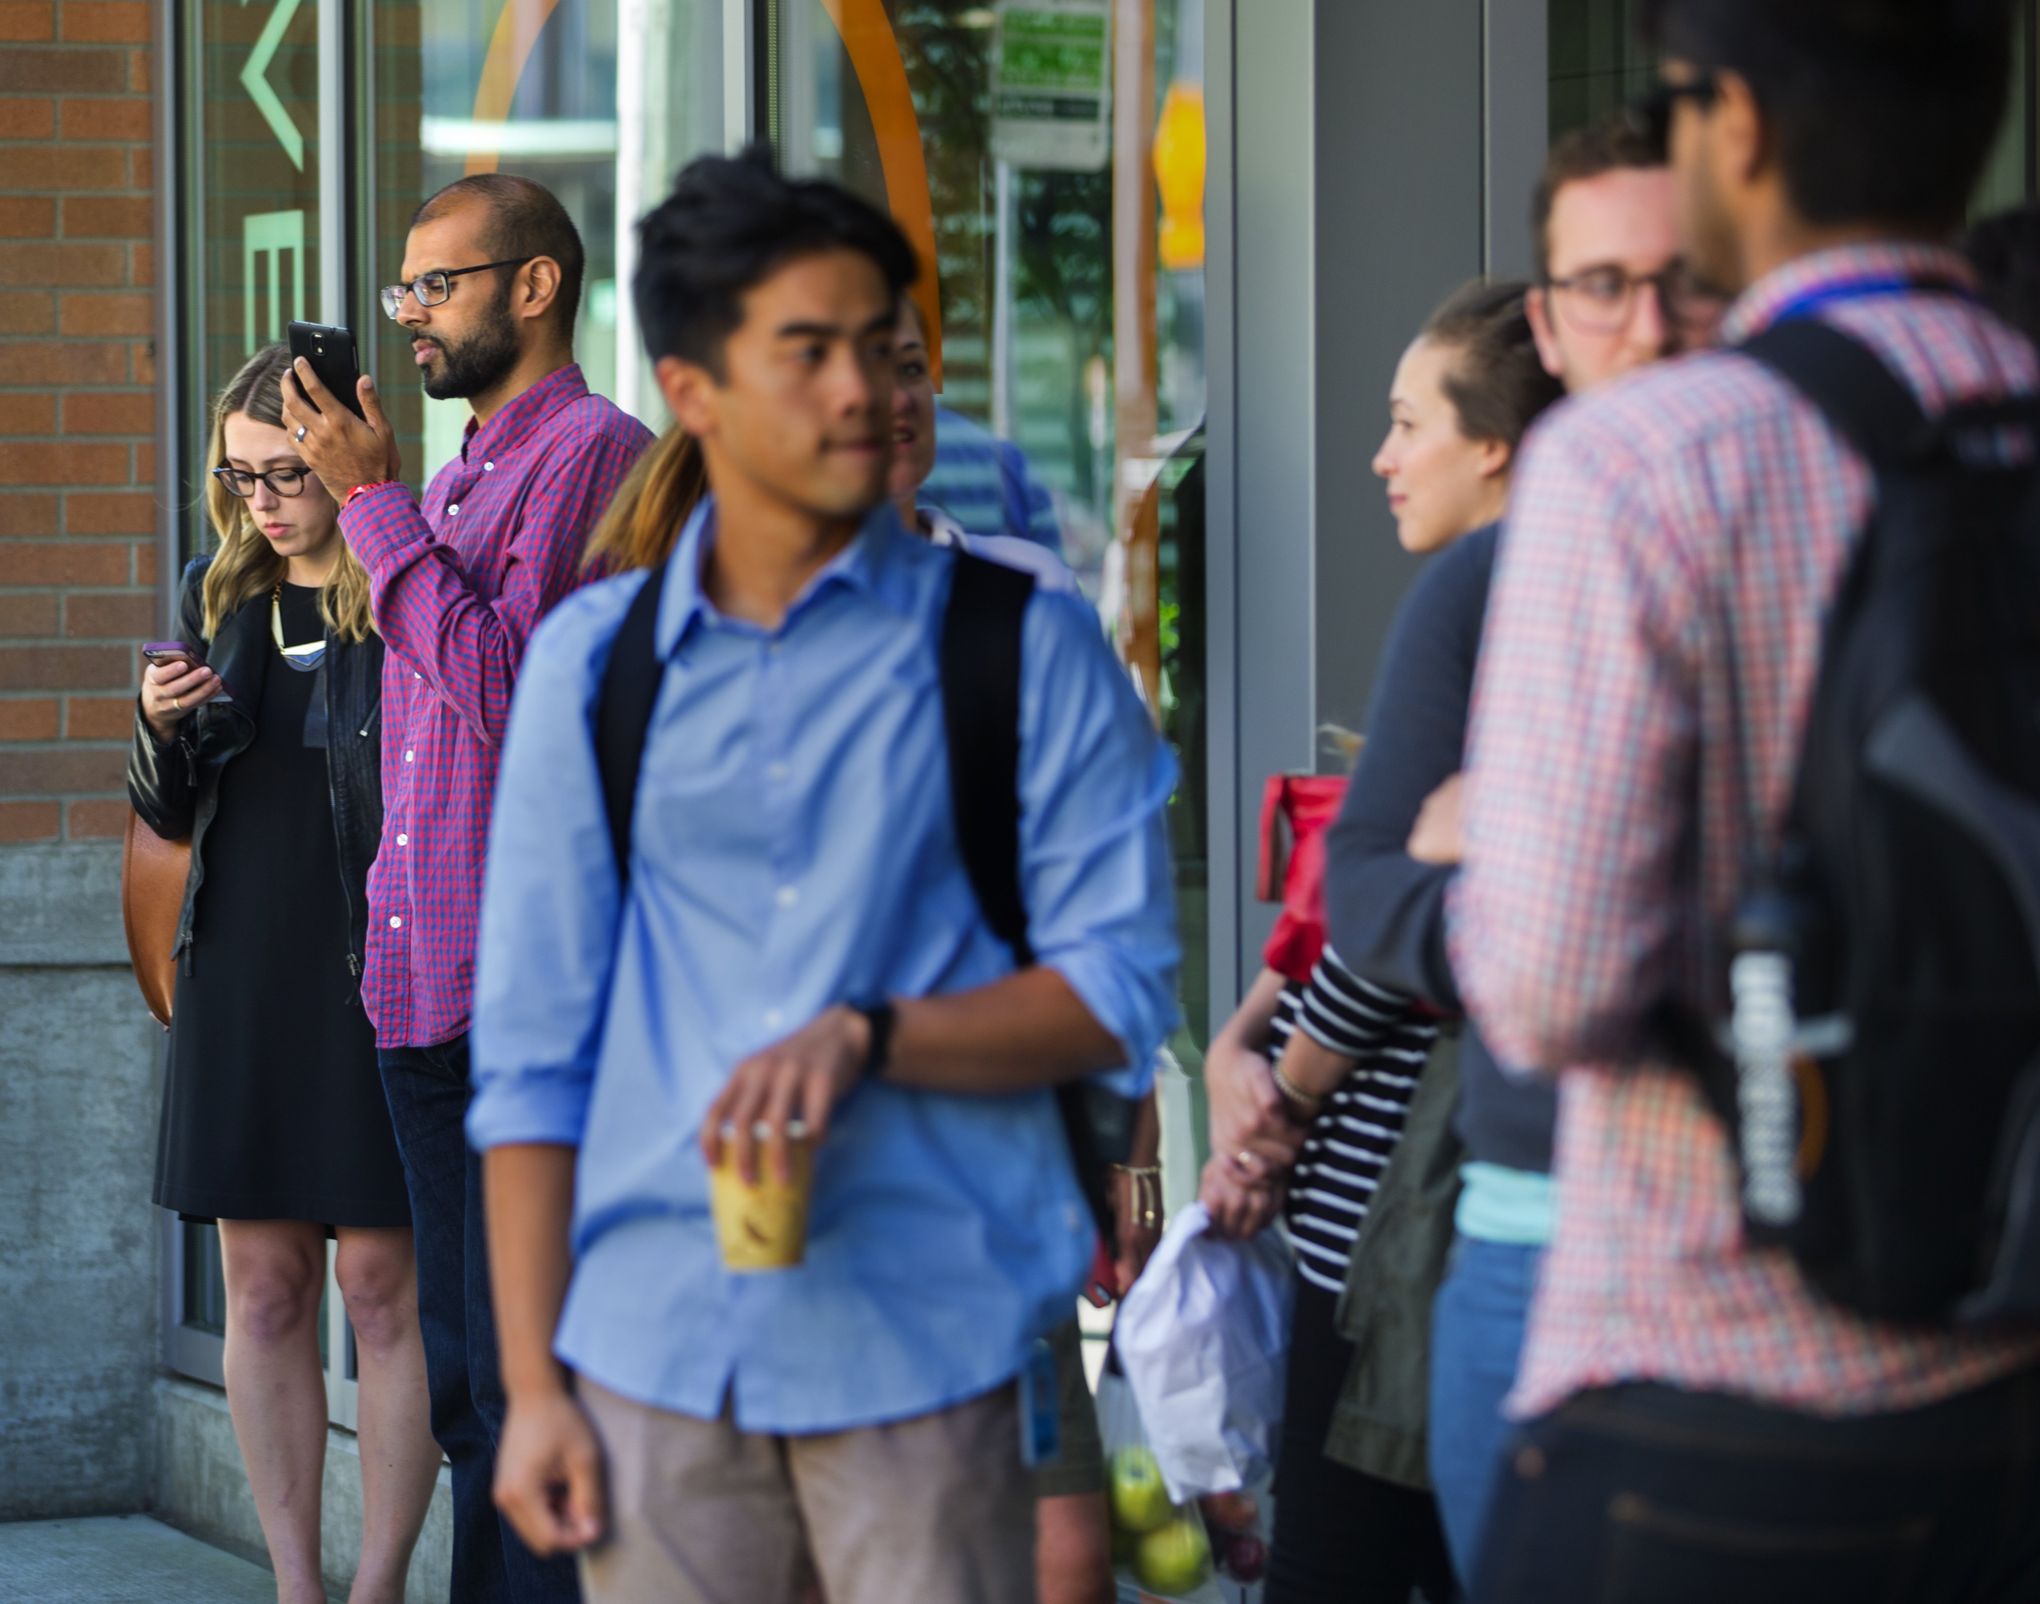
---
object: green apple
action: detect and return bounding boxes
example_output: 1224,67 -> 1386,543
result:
1135,1512 -> 1213,1597
1108,1446 -> 1175,1535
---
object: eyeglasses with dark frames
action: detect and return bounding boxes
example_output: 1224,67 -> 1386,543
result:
380,257 -> 534,321
1544,262 -> 1728,337
1625,75 -> 1721,159
213,464 -> 312,499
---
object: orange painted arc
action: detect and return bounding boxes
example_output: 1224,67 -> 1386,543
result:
815,0 -> 943,383
465,0 -> 570,177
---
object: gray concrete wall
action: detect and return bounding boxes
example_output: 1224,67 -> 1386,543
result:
0,840 -> 454,1599
0,842 -> 161,1520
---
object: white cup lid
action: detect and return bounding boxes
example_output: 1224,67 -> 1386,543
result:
719,1118 -> 809,1141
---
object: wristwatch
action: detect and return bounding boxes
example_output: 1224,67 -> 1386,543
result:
849,999 -> 896,1082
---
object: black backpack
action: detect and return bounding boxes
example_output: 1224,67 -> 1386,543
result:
1708,317 -> 2040,1326
592,548 -> 1136,1248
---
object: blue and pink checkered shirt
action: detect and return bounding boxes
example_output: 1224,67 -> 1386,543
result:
1456,243 -> 2040,1419
342,364 -> 652,1047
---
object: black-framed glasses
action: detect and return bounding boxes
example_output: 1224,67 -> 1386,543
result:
1625,75 -> 1721,158
379,257 -> 533,321
213,464 -> 311,499
1545,262 -> 1728,336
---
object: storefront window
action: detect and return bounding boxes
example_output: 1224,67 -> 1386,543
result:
180,0 -> 326,561
1548,0 -> 1651,139
760,0 -> 1211,1052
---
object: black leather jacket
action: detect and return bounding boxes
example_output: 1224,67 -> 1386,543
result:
127,554 -> 385,981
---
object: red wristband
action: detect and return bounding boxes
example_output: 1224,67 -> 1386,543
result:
342,480 -> 393,512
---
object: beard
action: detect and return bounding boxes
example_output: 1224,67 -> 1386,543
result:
418,288 -> 521,401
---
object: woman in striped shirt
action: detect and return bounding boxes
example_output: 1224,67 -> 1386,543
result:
1200,281 -> 1561,1604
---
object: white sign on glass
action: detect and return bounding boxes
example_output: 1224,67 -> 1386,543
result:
990,0 -> 1112,173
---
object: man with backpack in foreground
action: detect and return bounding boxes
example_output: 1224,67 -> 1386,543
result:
462,151 -> 1178,1603
1454,0 -> 2040,1597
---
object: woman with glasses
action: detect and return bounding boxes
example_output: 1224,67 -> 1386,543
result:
128,343 -> 439,1604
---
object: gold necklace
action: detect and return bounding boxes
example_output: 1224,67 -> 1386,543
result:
271,581 -> 327,669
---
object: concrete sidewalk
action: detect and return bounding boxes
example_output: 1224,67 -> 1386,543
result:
0,1515 -> 289,1603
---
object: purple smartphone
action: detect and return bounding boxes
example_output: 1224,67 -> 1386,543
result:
142,642 -> 231,703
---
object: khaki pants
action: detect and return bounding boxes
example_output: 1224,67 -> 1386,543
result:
577,1376 -> 1038,1604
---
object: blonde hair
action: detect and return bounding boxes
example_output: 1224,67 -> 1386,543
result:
582,425 -> 707,574
200,343 -> 376,643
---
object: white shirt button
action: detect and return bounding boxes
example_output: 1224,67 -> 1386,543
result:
447,503 -> 460,515
414,671 -> 423,681
764,1008 -> 784,1030
389,916 -> 403,929
776,885 -> 798,909
404,750 -> 414,762
396,833 -> 408,846
483,461 -> 495,471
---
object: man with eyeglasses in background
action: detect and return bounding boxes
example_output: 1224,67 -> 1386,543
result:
284,172 -> 652,1604
1326,113 -> 1725,1591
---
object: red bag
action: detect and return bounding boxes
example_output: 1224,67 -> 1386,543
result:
1257,773 -> 1347,984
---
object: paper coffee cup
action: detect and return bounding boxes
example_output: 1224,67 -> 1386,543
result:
708,1119 -> 813,1272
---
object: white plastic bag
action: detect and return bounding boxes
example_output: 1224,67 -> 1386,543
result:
1114,1202 -> 1293,1504
1100,1352 -> 1262,1602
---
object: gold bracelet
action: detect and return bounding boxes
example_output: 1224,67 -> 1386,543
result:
1271,1063 -> 1324,1116
1111,1164 -> 1162,1230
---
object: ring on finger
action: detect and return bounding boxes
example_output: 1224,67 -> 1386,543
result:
1232,1148 -> 1256,1173
294,425 -> 308,442
171,695 -> 182,711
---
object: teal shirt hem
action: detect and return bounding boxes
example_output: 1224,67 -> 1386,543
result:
1454,1161 -> 1556,1246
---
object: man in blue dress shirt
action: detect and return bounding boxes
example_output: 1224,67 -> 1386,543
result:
467,152 -> 1178,1604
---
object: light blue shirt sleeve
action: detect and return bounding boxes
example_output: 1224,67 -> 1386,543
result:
1018,588 -> 1180,1095
467,576 -> 639,1150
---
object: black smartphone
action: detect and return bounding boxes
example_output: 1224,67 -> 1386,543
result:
286,320 -> 366,419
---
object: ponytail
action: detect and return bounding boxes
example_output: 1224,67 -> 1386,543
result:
583,426 -> 709,574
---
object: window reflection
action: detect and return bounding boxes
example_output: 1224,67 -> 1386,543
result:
765,0 -> 1209,1049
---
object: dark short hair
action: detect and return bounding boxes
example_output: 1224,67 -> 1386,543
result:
1532,116 -> 1664,278
1422,279 -> 1566,453
411,173 -> 586,339
633,146 -> 918,377
1966,204 -> 2040,348
1639,0 -> 2015,233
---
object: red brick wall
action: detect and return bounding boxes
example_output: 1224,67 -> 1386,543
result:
0,0 -> 157,845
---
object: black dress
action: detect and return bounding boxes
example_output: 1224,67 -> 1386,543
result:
154,583 -> 410,1226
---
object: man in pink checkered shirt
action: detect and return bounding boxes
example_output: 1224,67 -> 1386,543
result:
287,173 -> 651,1604
1453,1 -> 2040,1598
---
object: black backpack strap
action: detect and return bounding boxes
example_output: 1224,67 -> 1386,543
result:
938,553 -> 1037,965
594,562 -> 671,884
938,553 -> 1134,1249
1740,318 -> 1934,464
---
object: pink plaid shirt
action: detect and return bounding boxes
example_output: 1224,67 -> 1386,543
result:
344,364 -> 653,1047
1456,243 -> 2040,1418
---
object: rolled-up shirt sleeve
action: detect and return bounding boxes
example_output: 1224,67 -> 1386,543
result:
1452,420 -> 1700,1072
1017,590 -> 1181,1096
467,579 -> 638,1149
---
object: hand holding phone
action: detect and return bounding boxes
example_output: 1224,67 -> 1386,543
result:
140,643 -> 227,738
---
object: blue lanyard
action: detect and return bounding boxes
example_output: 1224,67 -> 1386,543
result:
1769,274 -> 1975,327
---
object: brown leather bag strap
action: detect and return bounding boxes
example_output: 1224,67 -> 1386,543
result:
121,807 -> 188,1029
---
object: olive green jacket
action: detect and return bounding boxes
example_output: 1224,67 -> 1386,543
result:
1322,1030 -> 1465,1490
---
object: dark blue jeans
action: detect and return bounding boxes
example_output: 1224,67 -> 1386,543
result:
379,1033 -> 580,1604
1428,1233 -> 1543,1590
1474,1368 -> 2040,1603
